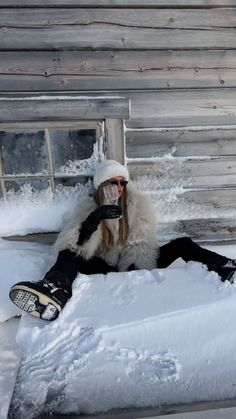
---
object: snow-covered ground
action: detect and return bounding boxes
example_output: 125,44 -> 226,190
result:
1,184 -> 236,418
1,238 -> 236,419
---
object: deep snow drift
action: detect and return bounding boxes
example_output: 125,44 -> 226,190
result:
5,241 -> 236,418
0,318 -> 21,419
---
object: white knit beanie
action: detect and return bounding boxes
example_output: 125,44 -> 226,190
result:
93,160 -> 129,189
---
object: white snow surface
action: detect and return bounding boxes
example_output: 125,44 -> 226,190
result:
1,238 -> 236,417
1,186 -> 236,417
0,318 -> 21,419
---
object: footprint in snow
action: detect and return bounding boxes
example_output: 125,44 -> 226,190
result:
104,345 -> 180,384
126,351 -> 180,384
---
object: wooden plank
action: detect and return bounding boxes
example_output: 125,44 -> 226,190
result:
0,96 -> 130,123
1,8 -> 236,28
1,27 -> 236,51
156,218 -> 236,244
2,90 -> 236,128
2,1 -> 236,6
1,8 -> 236,50
120,89 -> 236,127
105,119 -> 126,164
1,50 -> 236,91
181,188 -> 236,208
1,89 -> 236,128
128,159 -> 236,188
126,129 -> 236,158
125,89 -> 236,121
1,68 -> 236,91
2,233 -> 58,244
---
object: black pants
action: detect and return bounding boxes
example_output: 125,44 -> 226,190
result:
45,237 -> 229,289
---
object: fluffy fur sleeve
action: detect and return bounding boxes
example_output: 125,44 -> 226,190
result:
55,197 -> 102,260
118,186 -> 159,271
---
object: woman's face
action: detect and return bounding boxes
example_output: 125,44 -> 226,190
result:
104,176 -> 127,198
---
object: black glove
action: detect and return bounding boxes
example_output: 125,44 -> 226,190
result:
98,205 -> 122,220
77,205 -> 122,246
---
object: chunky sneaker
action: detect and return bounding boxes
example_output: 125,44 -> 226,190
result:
217,260 -> 236,283
9,277 -> 70,321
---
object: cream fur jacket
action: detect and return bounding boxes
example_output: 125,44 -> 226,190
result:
55,184 -> 159,271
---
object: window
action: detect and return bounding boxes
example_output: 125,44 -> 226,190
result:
0,123 -> 104,199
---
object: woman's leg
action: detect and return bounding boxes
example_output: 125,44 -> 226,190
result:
157,237 -> 229,271
44,250 -> 117,290
9,249 -> 117,320
74,255 -> 118,275
44,249 -> 79,290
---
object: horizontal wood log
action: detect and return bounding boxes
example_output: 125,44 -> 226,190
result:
126,117 -> 236,128
1,27 -> 235,51
1,1 -> 236,6
181,188 -> 236,208
2,8 -> 236,28
0,96 -> 130,123
128,158 -> 236,188
2,232 -> 58,244
157,218 -> 236,244
113,89 -> 236,128
125,88 -> 236,121
2,90 -> 236,128
1,50 -> 236,91
126,128 -> 236,158
1,8 -> 236,50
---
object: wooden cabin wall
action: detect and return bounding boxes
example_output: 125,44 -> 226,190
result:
1,0 -> 236,242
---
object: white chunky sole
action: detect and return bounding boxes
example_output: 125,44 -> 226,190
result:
9,284 -> 61,320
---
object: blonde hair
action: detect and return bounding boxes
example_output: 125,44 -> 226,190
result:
93,185 -> 128,249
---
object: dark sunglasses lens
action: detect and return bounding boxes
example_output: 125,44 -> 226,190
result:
110,180 -> 128,187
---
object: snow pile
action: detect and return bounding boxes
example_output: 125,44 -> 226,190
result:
0,239 -> 56,322
0,318 -> 22,419
0,182 -> 92,237
11,257 -> 236,418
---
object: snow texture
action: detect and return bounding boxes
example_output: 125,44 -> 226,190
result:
0,318 -> 21,419
7,249 -> 236,418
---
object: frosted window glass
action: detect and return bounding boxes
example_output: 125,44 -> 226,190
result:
50,129 -> 96,171
0,131 -> 48,175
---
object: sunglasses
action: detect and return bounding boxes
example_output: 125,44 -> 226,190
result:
109,179 -> 128,187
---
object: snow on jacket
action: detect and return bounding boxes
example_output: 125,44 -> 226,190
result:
55,184 -> 159,271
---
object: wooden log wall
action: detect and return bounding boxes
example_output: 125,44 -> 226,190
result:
1,0 -> 236,241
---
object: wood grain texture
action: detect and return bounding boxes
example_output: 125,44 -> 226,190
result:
1,8 -> 236,28
1,8 -> 236,50
105,118 -> 126,164
128,158 -> 236,188
0,96 -> 130,122
1,90 -> 236,127
126,128 -> 236,158
0,50 -> 236,91
1,1 -> 236,6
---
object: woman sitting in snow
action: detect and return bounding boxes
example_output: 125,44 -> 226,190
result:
9,160 -> 236,321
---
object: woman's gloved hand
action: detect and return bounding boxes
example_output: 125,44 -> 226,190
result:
77,205 -> 122,245
97,205 -> 122,220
